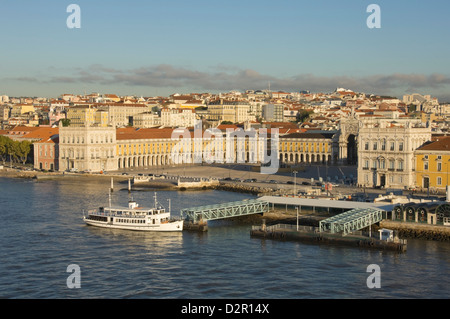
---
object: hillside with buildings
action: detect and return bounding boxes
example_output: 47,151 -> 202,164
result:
1,89 -> 449,194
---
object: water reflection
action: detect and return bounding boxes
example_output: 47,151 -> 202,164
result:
84,225 -> 184,248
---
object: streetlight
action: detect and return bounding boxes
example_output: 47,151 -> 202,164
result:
293,170 -> 298,196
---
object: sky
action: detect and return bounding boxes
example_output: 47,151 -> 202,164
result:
1,0 -> 450,101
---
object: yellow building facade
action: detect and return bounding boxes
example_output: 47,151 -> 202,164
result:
66,106 -> 98,127
279,132 -> 334,164
415,137 -> 450,192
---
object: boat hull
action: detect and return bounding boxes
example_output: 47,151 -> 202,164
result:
83,217 -> 183,232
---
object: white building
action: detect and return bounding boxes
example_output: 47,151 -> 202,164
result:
207,99 -> 254,124
58,124 -> 117,172
160,108 -> 196,127
357,119 -> 431,189
133,112 -> 161,128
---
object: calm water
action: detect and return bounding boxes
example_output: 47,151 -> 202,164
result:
0,176 -> 449,299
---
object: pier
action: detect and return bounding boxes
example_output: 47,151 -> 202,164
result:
181,199 -> 270,231
248,197 -> 407,251
250,222 -> 407,251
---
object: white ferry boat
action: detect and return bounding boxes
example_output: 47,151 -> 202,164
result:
83,193 -> 183,232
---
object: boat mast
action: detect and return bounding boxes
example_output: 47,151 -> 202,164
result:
154,192 -> 157,208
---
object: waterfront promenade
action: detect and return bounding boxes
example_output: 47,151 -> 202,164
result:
0,162 -> 433,200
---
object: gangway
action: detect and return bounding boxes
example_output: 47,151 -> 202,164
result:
319,208 -> 383,236
181,199 -> 270,224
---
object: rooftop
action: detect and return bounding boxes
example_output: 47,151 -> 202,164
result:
416,136 -> 450,152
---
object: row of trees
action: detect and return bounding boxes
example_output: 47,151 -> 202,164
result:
0,136 -> 32,165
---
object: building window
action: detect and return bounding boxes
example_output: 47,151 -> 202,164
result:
424,161 -> 428,170
390,142 -> 395,151
398,161 -> 404,171
437,162 -> 442,172
437,177 -> 442,186
399,142 -> 404,151
389,160 -> 395,170
373,142 -> 377,151
364,160 -> 369,169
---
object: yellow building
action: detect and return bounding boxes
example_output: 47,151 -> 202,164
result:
415,136 -> 450,192
279,132 -> 334,164
66,105 -> 98,127
10,104 -> 35,117
95,110 -> 109,127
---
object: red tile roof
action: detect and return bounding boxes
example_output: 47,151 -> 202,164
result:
416,136 -> 450,152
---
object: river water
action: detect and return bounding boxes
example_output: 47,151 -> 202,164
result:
0,176 -> 449,299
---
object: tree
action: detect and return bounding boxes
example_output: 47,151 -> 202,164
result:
60,118 -> 71,127
17,141 -> 32,164
6,139 -> 20,164
0,136 -> 11,164
297,110 -> 313,123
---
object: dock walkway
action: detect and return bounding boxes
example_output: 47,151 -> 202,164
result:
250,223 -> 407,251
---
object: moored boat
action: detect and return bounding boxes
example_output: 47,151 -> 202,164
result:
83,193 -> 183,231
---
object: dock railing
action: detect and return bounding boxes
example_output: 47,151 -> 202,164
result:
252,224 -> 318,233
251,224 -> 408,245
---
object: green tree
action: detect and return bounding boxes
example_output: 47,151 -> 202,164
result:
0,136 -> 11,164
297,110 -> 313,123
60,118 -> 71,127
6,139 -> 20,164
0,136 -> 14,164
17,140 -> 32,164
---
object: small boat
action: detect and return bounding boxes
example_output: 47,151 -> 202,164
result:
83,193 -> 183,231
132,175 -> 151,184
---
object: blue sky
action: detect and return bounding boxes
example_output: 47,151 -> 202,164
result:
1,0 -> 450,100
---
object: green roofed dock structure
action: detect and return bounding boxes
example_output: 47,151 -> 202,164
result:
181,199 -> 270,231
319,208 -> 384,235
250,196 -> 407,251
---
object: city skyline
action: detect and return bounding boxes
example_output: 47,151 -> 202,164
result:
1,1 -> 450,100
